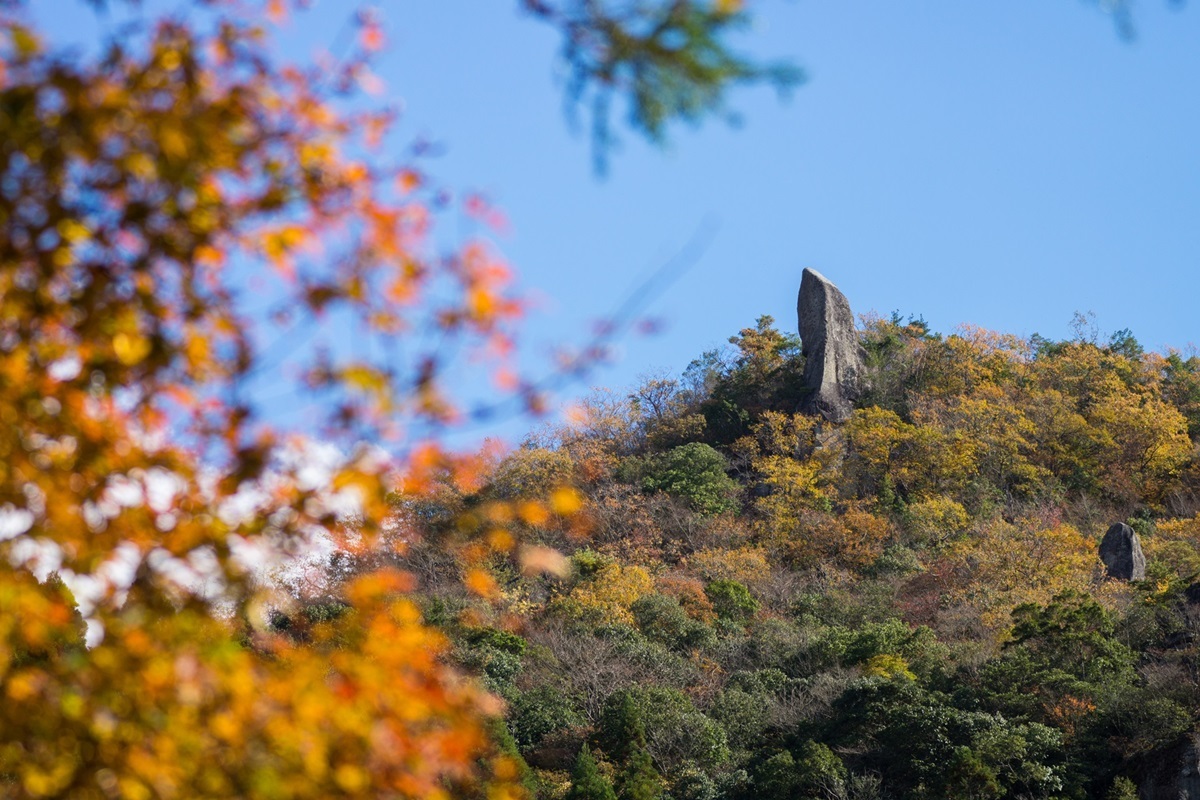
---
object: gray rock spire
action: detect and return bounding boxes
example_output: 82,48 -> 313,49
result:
797,268 -> 865,423
1099,522 -> 1146,581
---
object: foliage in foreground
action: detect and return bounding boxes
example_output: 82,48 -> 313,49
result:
0,0 -> 738,794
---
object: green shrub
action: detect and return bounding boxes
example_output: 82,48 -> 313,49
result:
668,765 -> 719,800
709,687 -> 771,746
509,686 -> 584,751
824,678 -> 1065,799
1105,776 -> 1138,800
811,619 -> 945,677
640,443 -> 740,515
600,687 -> 729,770
572,549 -> 618,580
705,579 -> 759,623
458,642 -> 523,694
466,627 -> 528,655
751,750 -> 800,800
631,594 -> 716,652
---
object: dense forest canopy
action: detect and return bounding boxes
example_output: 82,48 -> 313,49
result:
335,312 -> 1200,800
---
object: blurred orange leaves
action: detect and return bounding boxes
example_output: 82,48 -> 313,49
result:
0,0 -> 555,797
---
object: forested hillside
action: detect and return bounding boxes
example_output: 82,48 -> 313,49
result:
8,1 -> 1198,798
297,312 -> 1200,800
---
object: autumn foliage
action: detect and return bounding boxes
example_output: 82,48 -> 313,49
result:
5,2 -> 1200,800
412,313 -> 1200,799
0,0 -> 545,796
0,0 -> 815,795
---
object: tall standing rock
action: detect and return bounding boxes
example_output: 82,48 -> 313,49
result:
797,268 -> 865,423
1100,522 -> 1146,581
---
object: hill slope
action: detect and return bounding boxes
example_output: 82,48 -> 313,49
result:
321,313 -> 1200,799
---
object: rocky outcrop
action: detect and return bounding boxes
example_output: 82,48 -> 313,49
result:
1100,522 -> 1146,581
1140,733 -> 1200,800
797,268 -> 865,423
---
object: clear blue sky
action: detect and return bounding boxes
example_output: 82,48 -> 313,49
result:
380,0 -> 1200,440
40,1 -> 1200,445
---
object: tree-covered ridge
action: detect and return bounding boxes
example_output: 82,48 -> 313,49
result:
372,313 -> 1200,799
2,0 -> 1186,797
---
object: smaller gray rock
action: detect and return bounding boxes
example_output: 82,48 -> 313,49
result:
1099,522 -> 1146,581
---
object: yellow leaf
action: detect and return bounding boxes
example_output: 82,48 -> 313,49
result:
113,333 -> 152,366
549,486 -> 583,515
160,124 -> 188,160
333,764 -> 366,792
11,25 -> 41,57
184,333 -> 210,365
517,500 -> 548,526
126,152 -> 157,180
464,568 -> 498,599
342,365 -> 386,394
7,671 -> 41,702
56,219 -> 90,244
486,528 -> 514,552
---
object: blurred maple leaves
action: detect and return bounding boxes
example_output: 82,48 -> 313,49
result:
0,1 -> 564,797
0,0 -> 798,793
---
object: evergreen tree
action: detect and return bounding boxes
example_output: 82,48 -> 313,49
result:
485,718 -> 538,797
566,744 -> 617,800
1105,776 -> 1138,800
618,742 -> 664,800
599,692 -> 650,762
597,693 -> 665,800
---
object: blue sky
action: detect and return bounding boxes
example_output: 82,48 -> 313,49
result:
41,1 -> 1200,445
378,0 -> 1200,439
